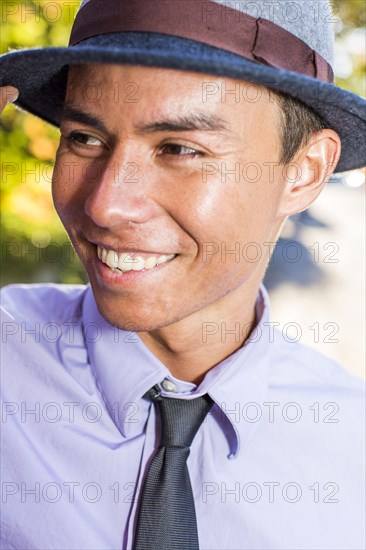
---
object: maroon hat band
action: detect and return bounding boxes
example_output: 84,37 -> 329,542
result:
69,0 -> 334,83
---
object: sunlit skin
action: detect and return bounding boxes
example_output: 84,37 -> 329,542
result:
50,65 -> 340,383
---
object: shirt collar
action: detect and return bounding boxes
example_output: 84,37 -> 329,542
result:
200,287 -> 271,457
82,285 -> 271,456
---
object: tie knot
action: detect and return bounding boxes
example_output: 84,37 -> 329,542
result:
146,386 -> 213,448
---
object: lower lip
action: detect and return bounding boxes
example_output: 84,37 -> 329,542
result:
94,256 -> 176,287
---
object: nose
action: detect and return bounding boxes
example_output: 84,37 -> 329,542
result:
84,153 -> 161,228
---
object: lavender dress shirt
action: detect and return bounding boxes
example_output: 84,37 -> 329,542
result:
1,283 -> 365,549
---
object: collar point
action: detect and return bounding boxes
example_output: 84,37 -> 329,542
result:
227,448 -> 239,459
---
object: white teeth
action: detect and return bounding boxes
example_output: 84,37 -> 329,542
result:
106,249 -> 119,269
144,256 -> 157,270
132,257 -> 145,271
118,253 -> 134,272
156,255 -> 167,265
97,246 -> 176,273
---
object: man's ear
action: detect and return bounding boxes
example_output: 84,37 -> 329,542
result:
278,129 -> 341,217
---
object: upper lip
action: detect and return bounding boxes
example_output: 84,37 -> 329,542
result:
91,241 -> 177,256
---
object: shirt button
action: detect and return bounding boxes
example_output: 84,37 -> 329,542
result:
162,379 -> 178,392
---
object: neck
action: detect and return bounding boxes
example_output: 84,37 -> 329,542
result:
139,278 -> 261,384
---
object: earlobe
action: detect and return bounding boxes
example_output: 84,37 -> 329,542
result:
279,129 -> 341,217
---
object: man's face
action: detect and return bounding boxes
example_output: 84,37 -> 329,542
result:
53,64 -> 288,331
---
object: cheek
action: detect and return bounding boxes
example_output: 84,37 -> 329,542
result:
190,174 -> 283,249
52,153 -> 87,222
187,179 -> 285,293
51,160 -> 66,218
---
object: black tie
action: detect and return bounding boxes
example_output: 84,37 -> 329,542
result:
133,385 -> 213,550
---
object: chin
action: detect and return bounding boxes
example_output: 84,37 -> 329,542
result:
99,308 -> 173,332
90,290 -> 170,332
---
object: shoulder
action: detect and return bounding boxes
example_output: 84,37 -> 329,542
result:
265,334 -> 365,482
0,283 -> 90,364
1,284 -> 93,402
267,333 -> 365,444
270,328 -> 364,395
1,283 -> 88,325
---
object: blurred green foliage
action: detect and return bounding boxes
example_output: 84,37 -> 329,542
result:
1,1 -> 87,285
333,0 -> 366,93
0,0 -> 365,286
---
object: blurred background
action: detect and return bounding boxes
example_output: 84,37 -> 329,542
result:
1,0 -> 365,378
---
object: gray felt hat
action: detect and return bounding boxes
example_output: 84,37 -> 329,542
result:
1,0 -> 365,173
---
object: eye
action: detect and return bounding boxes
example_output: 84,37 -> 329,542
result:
158,143 -> 204,157
65,132 -> 104,147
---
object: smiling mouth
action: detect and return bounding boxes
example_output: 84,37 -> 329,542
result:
97,245 -> 177,273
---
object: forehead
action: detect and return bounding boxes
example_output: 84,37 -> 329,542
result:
66,63 -> 278,116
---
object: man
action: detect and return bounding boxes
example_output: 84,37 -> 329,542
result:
0,1 -> 365,549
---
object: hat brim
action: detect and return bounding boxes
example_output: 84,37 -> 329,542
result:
1,32 -> 365,173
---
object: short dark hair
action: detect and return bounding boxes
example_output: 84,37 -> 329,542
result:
275,92 -> 327,165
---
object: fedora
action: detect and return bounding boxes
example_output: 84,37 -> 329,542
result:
1,0 -> 365,173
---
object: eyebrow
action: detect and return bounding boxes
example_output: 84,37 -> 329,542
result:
60,105 -> 109,134
60,105 -> 231,136
137,113 -> 230,134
